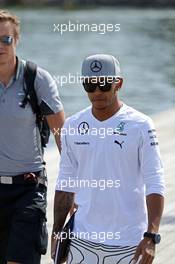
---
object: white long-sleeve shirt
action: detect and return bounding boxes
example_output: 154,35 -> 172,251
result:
56,104 -> 165,246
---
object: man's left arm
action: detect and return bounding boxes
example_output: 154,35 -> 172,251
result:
34,67 -> 65,152
133,194 -> 164,264
146,193 -> 164,234
133,118 -> 165,264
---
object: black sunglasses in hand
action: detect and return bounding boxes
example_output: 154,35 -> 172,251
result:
0,36 -> 13,45
83,78 -> 119,93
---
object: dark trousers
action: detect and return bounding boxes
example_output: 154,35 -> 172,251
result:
0,181 -> 47,264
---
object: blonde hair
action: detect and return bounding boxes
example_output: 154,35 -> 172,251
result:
0,9 -> 20,40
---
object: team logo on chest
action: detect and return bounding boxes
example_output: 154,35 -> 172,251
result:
113,122 -> 127,136
78,122 -> 89,135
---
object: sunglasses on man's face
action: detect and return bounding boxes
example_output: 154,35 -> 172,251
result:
83,78 -> 119,93
0,36 -> 13,45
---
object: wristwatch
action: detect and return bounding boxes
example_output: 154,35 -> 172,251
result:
143,232 -> 161,244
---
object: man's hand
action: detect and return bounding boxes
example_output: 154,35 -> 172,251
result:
132,238 -> 155,264
51,232 -> 59,260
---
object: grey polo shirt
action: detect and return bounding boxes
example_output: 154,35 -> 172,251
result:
0,59 -> 63,176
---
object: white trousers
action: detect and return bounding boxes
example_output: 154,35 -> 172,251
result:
67,237 -> 137,264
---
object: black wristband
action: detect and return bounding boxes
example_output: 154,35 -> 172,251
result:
143,232 -> 161,244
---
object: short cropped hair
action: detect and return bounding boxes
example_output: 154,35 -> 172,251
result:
0,9 -> 20,40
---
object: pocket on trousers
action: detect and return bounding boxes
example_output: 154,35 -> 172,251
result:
36,214 -> 48,255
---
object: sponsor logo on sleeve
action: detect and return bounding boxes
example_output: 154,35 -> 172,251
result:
148,129 -> 156,133
150,142 -> 159,146
148,128 -> 159,146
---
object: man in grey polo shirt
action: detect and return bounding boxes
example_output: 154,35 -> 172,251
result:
0,9 -> 65,264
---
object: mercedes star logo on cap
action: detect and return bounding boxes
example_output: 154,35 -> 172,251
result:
90,60 -> 102,72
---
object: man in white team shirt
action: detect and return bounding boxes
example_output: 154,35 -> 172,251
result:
52,54 -> 165,264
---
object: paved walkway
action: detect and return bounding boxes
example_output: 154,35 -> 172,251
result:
42,108 -> 175,264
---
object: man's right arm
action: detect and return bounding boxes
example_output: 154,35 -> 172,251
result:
53,190 -> 75,235
51,119 -> 78,259
51,190 -> 75,259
